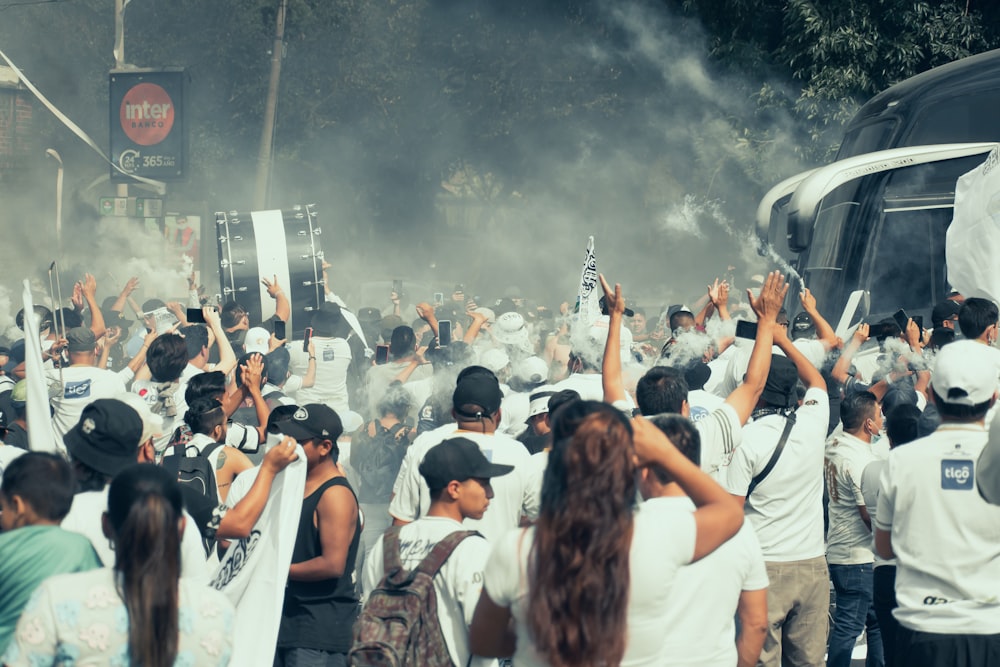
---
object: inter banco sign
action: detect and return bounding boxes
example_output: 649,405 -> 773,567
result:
110,70 -> 184,181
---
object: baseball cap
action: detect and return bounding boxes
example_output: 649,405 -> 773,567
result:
453,375 -> 503,418
244,327 -> 271,355
10,379 -> 27,407
66,327 -> 97,353
418,437 -> 514,490
931,340 -> 1000,406
514,356 -> 549,385
472,307 -> 496,325
760,356 -> 799,408
527,387 -> 556,419
667,305 -> 694,319
931,300 -> 962,328
273,404 -> 344,442
479,348 -> 510,374
64,399 -> 144,477
357,307 -> 381,324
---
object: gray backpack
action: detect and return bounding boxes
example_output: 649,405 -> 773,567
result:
349,526 -> 478,667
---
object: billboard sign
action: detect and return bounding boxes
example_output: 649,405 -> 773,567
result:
110,70 -> 183,181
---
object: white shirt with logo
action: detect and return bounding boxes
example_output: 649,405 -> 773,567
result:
656,496 -> 769,667
695,403 -> 742,477
721,387 -> 829,561
875,423 -> 1000,634
388,429 -> 532,544
362,517 -> 496,667
47,366 -> 127,445
825,431 -> 877,564
290,336 -> 352,414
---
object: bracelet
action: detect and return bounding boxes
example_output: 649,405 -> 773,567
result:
309,356 -> 316,361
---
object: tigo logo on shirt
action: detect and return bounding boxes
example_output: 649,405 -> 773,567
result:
941,460 -> 974,490
64,379 -> 92,399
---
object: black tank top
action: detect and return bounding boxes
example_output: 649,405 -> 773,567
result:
286,476 -> 361,602
278,476 -> 361,653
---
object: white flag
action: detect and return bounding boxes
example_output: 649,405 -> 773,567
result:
21,280 -> 58,452
210,450 -> 307,666
576,236 -> 601,328
947,148 -> 1000,302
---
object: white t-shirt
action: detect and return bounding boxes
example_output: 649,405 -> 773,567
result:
860,458 -> 892,567
696,403 -> 742,477
875,423 -> 1000,634
687,389 -> 724,423
362,517 -> 495,667
656,496 -> 769,667
824,431 -> 877,564
60,486 -> 209,582
132,378 -> 189,453
48,366 -> 127,444
290,336 -> 352,413
482,501 -> 696,667
522,450 -> 548,522
552,373 -> 636,410
389,429 -> 533,544
721,387 -> 829,561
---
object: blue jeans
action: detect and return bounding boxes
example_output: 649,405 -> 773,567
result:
828,563 -> 884,667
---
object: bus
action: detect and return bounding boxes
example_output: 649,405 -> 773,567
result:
756,48 -> 1000,330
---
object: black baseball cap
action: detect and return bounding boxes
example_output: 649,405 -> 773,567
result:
273,403 -> 343,442
419,437 -> 514,489
931,300 -> 961,328
64,399 -> 143,477
66,327 -> 97,353
791,312 -> 816,340
453,374 -> 503,418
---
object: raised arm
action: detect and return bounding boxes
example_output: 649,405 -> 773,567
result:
832,324 -> 868,385
204,306 -> 237,377
82,273 -> 106,339
724,271 -> 786,424
599,274 -> 627,404
263,275 -> 291,323
799,288 -> 837,350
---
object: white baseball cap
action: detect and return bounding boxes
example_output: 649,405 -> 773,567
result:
244,327 -> 271,355
931,340 -> 1000,406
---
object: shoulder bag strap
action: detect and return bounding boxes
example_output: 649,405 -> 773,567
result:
747,412 -> 797,497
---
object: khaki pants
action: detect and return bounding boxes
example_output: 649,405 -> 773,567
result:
759,556 -> 830,667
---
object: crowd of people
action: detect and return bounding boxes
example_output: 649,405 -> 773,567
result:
1,262 -> 1000,667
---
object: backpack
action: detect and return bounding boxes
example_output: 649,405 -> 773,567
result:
161,441 -> 223,521
349,526 -> 479,667
350,420 -> 412,504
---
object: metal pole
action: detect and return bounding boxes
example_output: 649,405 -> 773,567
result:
253,0 -> 288,211
114,0 -> 128,200
45,149 -> 63,256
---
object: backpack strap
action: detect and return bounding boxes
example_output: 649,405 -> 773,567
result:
747,412 -> 797,497
382,525 -> 405,578
161,446 -> 181,476
415,530 -> 480,578
202,441 -> 225,460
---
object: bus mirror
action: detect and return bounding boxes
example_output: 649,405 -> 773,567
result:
787,211 -> 813,253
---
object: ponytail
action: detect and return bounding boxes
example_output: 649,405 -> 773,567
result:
108,465 -> 183,667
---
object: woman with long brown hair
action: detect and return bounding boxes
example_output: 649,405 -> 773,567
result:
4,464 -> 235,666
469,400 -> 744,666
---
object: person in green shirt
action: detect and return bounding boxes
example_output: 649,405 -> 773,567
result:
0,452 -> 101,653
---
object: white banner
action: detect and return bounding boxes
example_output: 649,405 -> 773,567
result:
576,236 -> 600,328
210,449 -> 307,666
21,281 -> 59,452
947,148 -> 1000,302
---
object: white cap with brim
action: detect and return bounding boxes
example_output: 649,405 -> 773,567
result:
244,327 -> 271,355
931,340 -> 1000,406
527,386 -> 557,420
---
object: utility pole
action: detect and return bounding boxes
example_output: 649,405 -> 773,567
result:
253,0 -> 288,211
45,149 -> 63,256
114,0 -> 128,200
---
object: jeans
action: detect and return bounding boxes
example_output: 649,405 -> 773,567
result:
872,566 -> 898,667
828,562 -> 883,667
760,556 -> 830,667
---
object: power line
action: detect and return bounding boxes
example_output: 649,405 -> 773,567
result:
0,0 -> 66,11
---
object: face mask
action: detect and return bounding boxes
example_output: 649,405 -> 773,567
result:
870,432 -> 883,447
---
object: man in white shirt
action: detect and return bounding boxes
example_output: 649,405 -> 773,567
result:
721,323 -> 830,667
875,340 -> 1000,666
389,373 -> 533,543
290,308 -> 353,414
48,327 -> 127,447
825,391 -> 884,667
643,414 -> 769,667
364,437 -> 510,667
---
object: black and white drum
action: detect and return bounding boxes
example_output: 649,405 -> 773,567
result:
215,204 -> 323,337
